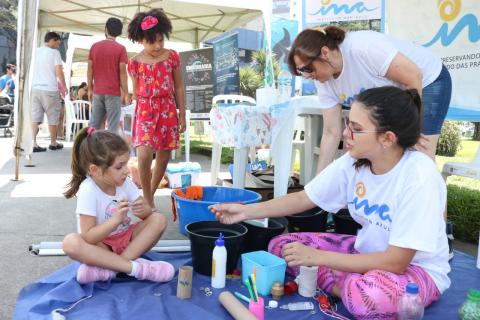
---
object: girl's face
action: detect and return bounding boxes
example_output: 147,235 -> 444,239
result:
141,34 -> 165,57
343,102 -> 384,159
97,152 -> 130,187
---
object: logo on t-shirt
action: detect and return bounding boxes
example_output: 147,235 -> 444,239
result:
350,182 -> 392,223
105,200 -> 131,233
340,87 -> 366,106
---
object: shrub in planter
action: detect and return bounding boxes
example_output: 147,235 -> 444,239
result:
436,121 -> 461,156
447,184 -> 480,244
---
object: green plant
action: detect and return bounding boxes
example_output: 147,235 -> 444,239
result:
239,67 -> 261,98
436,121 -> 461,156
447,184 -> 480,244
250,50 -> 281,87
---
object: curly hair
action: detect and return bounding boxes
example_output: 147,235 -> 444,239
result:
127,8 -> 172,43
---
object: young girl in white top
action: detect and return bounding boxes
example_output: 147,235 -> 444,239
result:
210,86 -> 450,319
62,127 -> 174,284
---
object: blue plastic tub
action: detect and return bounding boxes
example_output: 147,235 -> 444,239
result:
241,250 -> 287,296
172,186 -> 262,236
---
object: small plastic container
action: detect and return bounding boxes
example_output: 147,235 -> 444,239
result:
165,162 -> 201,188
459,289 -> 480,320
241,250 -> 287,296
249,297 -> 264,320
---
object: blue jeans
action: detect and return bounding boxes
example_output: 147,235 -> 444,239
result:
421,65 -> 452,135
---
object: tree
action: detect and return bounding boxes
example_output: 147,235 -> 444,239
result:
0,0 -> 18,62
250,50 -> 281,87
0,0 -> 17,29
474,122 -> 480,141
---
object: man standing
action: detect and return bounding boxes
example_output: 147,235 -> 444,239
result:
88,17 -> 129,133
31,32 -> 67,152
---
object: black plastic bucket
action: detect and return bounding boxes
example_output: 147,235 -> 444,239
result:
333,209 -> 362,235
241,217 -> 288,253
185,221 -> 248,276
286,207 -> 328,232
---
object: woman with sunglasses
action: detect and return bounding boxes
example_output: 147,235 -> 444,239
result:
288,26 -> 451,174
210,86 -> 450,319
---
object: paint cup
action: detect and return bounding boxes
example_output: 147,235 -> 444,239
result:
248,297 -> 264,320
176,266 -> 193,299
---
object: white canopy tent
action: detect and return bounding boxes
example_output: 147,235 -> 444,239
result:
14,0 -> 271,179
38,0 -> 264,47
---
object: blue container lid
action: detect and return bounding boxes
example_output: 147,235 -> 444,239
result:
406,283 -> 419,294
215,233 -> 225,246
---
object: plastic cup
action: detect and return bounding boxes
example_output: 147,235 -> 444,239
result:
248,297 -> 264,320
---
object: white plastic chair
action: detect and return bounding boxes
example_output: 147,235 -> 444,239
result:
210,94 -> 256,186
65,96 -> 90,142
442,145 -> 480,180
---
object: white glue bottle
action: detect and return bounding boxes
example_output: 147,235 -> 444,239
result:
211,233 -> 227,288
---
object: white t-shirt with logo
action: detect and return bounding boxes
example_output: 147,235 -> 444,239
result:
304,150 -> 450,293
76,176 -> 142,235
32,46 -> 63,92
315,30 -> 442,108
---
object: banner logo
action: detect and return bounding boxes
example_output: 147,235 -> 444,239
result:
310,0 -> 378,16
424,0 -> 480,47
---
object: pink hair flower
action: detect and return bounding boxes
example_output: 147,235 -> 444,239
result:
87,127 -> 96,136
141,16 -> 158,30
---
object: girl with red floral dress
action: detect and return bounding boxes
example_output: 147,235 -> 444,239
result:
127,9 -> 186,209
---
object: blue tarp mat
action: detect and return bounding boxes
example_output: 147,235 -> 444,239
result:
14,250 -> 480,320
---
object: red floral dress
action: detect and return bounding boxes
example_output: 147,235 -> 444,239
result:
127,50 -> 180,151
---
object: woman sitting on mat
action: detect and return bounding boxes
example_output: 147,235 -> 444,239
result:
62,127 -> 174,284
210,86 -> 450,319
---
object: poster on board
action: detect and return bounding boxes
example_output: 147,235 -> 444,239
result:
213,33 -> 240,96
180,48 -> 214,116
386,0 -> 480,120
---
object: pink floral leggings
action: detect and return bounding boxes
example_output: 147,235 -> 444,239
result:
268,233 -> 441,320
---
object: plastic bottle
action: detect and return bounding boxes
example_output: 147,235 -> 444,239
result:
459,289 -> 480,320
277,69 -> 292,103
279,301 -> 314,311
211,233 -> 227,288
397,283 -> 425,320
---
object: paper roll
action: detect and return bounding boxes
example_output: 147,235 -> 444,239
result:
176,266 -> 193,299
298,265 -> 318,297
219,291 -> 257,320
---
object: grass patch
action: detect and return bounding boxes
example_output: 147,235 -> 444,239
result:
181,137 -> 234,164
437,138 -> 480,244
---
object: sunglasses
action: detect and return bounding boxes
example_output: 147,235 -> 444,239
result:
295,53 -> 321,75
344,117 -> 385,140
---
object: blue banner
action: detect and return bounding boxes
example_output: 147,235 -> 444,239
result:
213,33 -> 240,95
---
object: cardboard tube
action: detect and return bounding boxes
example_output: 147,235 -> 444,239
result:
218,291 -> 257,320
176,266 -> 193,299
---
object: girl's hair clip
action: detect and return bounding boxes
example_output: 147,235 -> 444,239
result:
141,15 -> 158,31
309,25 -> 327,35
87,127 -> 96,136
